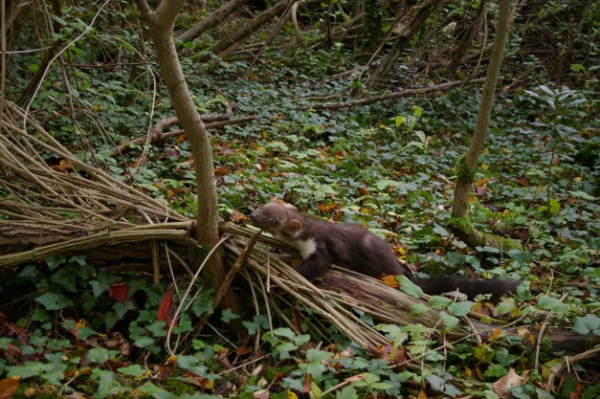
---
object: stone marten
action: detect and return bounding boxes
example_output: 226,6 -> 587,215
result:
250,201 -> 519,299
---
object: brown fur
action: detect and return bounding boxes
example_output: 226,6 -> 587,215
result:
251,201 -> 519,298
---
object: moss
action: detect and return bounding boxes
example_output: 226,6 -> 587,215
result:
448,216 -> 523,251
455,155 -> 475,184
485,233 -> 523,251
447,216 -> 475,236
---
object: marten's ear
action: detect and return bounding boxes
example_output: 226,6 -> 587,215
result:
288,219 -> 303,232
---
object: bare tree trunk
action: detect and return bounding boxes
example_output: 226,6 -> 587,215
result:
449,0 -> 521,251
196,0 -> 294,63
447,0 -> 488,77
134,0 -> 238,315
365,0 -> 444,91
177,0 -> 249,42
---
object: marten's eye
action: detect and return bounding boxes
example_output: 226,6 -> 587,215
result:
268,216 -> 278,223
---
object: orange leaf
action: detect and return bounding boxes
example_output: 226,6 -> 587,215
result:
381,275 -> 399,288
0,377 -> 19,399
229,209 -> 246,222
157,286 -> 178,329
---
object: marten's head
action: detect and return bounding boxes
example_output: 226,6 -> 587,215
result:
250,201 -> 303,239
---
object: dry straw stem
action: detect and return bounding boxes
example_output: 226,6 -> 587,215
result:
0,101 -> 186,225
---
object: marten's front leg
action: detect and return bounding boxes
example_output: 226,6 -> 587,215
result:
294,243 -> 330,280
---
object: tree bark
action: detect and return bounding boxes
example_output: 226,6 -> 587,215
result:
134,0 -> 238,315
0,221 -> 197,270
220,224 -> 599,355
449,0 -> 521,251
365,0 -> 444,91
177,0 -> 249,42
320,269 -> 599,355
197,0 -> 293,63
447,0 -> 488,77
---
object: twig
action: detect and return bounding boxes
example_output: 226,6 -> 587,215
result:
297,78 -> 486,111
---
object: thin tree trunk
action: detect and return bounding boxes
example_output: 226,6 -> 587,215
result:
134,0 -> 238,315
177,0 -> 249,42
447,0 -> 488,77
449,0 -> 521,251
365,0 -> 444,91
197,0 -> 293,64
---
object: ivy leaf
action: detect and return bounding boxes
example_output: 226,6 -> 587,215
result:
113,301 -> 135,319
266,141 -> 289,152
447,301 -> 474,317
306,348 -> 333,363
497,298 -> 516,315
35,292 -> 73,310
409,303 -> 429,316
426,374 -> 463,397
221,308 -> 240,323
178,355 -> 208,376
568,190 -> 596,201
439,311 -> 460,331
397,275 -> 423,298
538,295 -> 570,314
118,364 -> 148,378
133,336 -> 156,349
270,327 -> 297,340
429,295 -> 452,309
46,256 -> 66,271
336,385 -> 358,399
7,361 -> 46,379
87,347 -> 110,363
573,314 -> 600,336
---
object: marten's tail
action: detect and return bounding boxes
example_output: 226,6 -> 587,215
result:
414,276 -> 520,299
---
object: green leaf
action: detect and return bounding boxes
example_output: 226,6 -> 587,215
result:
306,348 -> 332,363
266,141 -> 289,152
221,308 -> 240,323
137,382 -> 176,399
497,298 -> 516,315
133,336 -> 156,348
94,370 -> 127,399
113,301 -> 135,319
7,361 -> 46,379
433,224 -> 449,237
118,364 -> 148,378
178,355 -> 208,376
409,303 -> 429,316
35,292 -> 73,310
484,364 -> 508,378
50,14 -> 68,26
538,295 -> 570,314
336,386 -> 358,399
548,198 -> 561,216
270,327 -> 297,340
573,314 -> 600,336
413,106 -> 422,118
293,334 -> 311,346
89,272 -> 114,297
568,190 -> 596,201
429,295 -> 452,309
88,347 -> 110,363
447,301 -> 474,317
439,311 -> 459,331
146,321 -> 167,337
397,275 -> 423,298
46,256 -> 67,271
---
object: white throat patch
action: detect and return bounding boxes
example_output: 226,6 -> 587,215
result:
274,233 -> 317,259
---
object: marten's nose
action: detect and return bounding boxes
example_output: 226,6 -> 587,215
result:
250,210 -> 260,221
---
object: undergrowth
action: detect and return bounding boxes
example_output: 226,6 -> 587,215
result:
1,3 -> 599,399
